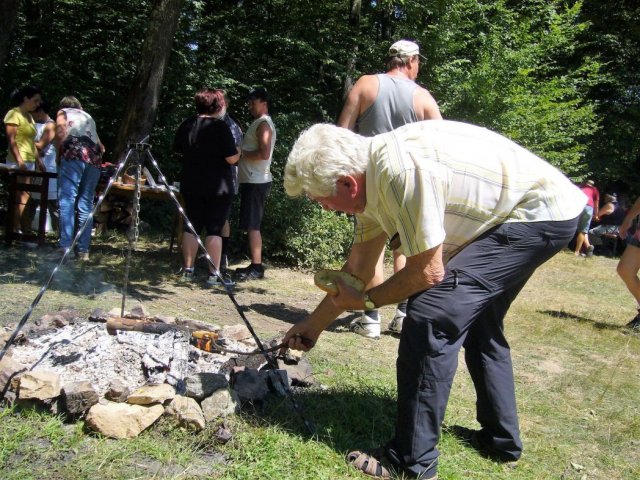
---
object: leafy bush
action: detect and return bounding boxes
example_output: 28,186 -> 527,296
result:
269,192 -> 353,270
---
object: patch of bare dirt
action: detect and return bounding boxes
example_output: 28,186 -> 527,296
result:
0,242 -> 334,345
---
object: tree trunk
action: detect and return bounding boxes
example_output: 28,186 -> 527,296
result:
0,0 -> 21,82
112,0 -> 184,163
342,0 -> 361,101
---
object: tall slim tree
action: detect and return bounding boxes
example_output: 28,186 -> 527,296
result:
0,0 -> 21,82
112,0 -> 184,162
342,0 -> 362,101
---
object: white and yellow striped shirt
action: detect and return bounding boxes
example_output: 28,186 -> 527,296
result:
355,121 -> 587,262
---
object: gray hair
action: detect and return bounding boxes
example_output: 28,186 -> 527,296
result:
385,55 -> 415,71
59,96 -> 82,109
284,124 -> 370,198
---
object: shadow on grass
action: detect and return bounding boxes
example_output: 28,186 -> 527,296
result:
238,383 -> 398,453
0,240 -> 181,300
234,302 -> 362,330
538,309 -> 623,331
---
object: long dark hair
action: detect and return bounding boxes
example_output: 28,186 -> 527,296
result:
9,85 -> 42,108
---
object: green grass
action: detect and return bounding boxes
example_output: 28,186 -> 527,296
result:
1,235 -> 639,479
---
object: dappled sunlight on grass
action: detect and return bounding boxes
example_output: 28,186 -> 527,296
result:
1,240 -> 639,478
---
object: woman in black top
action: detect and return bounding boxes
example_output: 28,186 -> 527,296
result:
173,88 -> 240,285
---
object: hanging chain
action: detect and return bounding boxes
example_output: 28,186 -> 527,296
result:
120,149 -> 145,317
132,164 -> 142,244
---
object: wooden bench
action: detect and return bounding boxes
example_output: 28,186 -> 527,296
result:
0,165 -> 57,246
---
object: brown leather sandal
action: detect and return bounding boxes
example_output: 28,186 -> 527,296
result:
346,450 -> 391,479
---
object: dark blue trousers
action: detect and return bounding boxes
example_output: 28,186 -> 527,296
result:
386,218 -> 579,478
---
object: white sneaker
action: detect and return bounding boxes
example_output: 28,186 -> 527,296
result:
388,309 -> 406,333
349,313 -> 381,339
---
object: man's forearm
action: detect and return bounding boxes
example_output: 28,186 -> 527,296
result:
365,266 -> 440,308
364,245 -> 445,308
308,295 -> 347,332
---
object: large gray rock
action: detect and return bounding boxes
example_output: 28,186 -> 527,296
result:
165,395 -> 206,430
265,369 -> 290,396
86,401 -> 164,439
18,370 -> 62,400
62,381 -> 99,414
201,389 -> 238,421
127,383 -> 175,405
232,369 -> 269,403
277,357 -> 315,386
185,373 -> 228,400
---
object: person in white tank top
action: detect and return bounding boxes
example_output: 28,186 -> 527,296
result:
235,87 -> 277,281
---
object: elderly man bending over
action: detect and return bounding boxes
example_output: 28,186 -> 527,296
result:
282,121 -> 586,480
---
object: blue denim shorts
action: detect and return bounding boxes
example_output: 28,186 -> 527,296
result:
577,205 -> 594,233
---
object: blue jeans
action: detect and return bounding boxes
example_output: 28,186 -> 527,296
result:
58,158 -> 100,252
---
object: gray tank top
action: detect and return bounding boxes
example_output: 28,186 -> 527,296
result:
356,74 -> 418,137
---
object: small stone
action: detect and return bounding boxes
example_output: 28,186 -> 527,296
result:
128,304 -> 149,319
214,424 -> 233,444
127,383 -> 175,405
62,381 -> 99,414
105,379 -> 131,403
165,395 -> 206,430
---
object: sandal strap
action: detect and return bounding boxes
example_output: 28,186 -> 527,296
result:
347,450 -> 390,479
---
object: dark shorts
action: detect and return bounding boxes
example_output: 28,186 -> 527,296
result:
182,190 -> 233,237
239,182 -> 271,230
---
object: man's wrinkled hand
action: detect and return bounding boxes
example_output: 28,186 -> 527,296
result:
329,277 -> 365,310
280,322 -> 318,354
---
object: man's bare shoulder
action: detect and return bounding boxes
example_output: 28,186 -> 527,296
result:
352,74 -> 380,93
414,86 -> 442,120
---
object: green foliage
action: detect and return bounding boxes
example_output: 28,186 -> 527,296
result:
2,0 -> 636,266
1,0 -> 152,150
271,195 -> 353,269
423,1 -> 601,179
577,0 -> 640,194
1,252 -> 640,479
